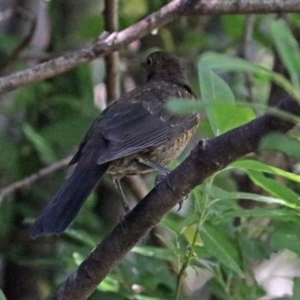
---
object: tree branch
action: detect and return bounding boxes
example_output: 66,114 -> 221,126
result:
0,156 -> 72,203
0,6 -> 37,72
0,0 -> 300,95
188,0 -> 300,15
55,97 -> 300,300
104,0 -> 120,103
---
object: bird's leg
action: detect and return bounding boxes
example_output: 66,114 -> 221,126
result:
137,158 -> 170,184
138,158 -> 186,210
138,158 -> 171,175
112,178 -> 130,213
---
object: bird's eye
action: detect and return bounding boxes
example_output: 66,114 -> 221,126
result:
147,57 -> 152,66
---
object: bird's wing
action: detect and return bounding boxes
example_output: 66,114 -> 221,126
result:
96,89 -> 198,164
69,116 -> 104,165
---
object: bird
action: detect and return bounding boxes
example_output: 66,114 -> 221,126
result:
29,51 -> 200,238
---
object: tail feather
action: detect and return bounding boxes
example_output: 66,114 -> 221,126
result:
29,165 -> 108,238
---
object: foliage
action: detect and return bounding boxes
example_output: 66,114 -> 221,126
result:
1,1 -> 300,299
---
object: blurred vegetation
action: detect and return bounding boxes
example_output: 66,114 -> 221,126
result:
1,1 -> 300,299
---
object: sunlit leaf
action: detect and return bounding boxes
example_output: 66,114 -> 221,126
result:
231,159 -> 300,183
199,52 -> 300,102
198,66 -> 255,135
208,185 -> 298,209
97,275 -> 120,292
247,170 -> 300,207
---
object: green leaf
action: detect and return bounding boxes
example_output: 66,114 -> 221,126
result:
132,246 -> 176,261
0,289 -> 6,300
260,132 -> 300,161
132,295 -> 161,300
238,235 -> 267,261
292,277 -> 300,300
63,229 -> 96,248
220,207 -> 299,221
198,52 -> 300,102
78,15 -> 104,40
23,124 -> 56,164
0,136 -> 19,180
0,199 -> 14,237
122,0 -> 148,18
231,159 -> 300,183
165,98 -> 201,115
201,223 -> 244,277
198,66 -> 255,135
247,170 -> 300,207
97,275 -> 120,292
270,223 -> 300,255
271,19 -> 300,91
41,116 -> 94,151
161,213 -> 185,235
208,185 -> 298,208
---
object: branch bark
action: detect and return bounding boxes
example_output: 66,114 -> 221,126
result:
0,156 -> 72,203
55,97 -> 300,300
103,0 -> 120,103
0,0 -> 300,94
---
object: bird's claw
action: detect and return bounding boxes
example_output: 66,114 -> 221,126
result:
155,174 -> 167,185
177,195 -> 188,211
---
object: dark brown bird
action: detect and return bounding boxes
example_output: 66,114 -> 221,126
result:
29,51 -> 200,238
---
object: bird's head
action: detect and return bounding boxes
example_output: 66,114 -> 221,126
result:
141,51 -> 187,84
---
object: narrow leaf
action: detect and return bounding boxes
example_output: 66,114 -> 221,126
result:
270,223 -> 300,256
247,170 -> 300,207
132,246 -> 176,261
271,19 -> 300,91
23,124 -> 56,164
198,66 -> 255,135
201,223 -> 244,277
0,290 -> 6,300
199,52 -> 300,102
208,185 -> 298,208
231,159 -> 300,183
260,132 -> 300,161
292,278 -> 300,300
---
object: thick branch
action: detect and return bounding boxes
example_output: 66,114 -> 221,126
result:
1,0 -> 300,94
55,97 -> 300,300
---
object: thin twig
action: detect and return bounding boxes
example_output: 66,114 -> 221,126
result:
0,0 -> 299,95
0,155 -> 72,203
104,0 -> 120,104
0,7 -> 37,71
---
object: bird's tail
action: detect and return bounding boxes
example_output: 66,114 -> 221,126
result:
29,164 -> 108,238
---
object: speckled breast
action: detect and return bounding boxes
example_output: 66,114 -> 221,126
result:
107,116 -> 199,178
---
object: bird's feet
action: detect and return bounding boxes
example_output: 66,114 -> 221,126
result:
155,174 -> 188,211
177,195 -> 188,211
155,174 -> 167,185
